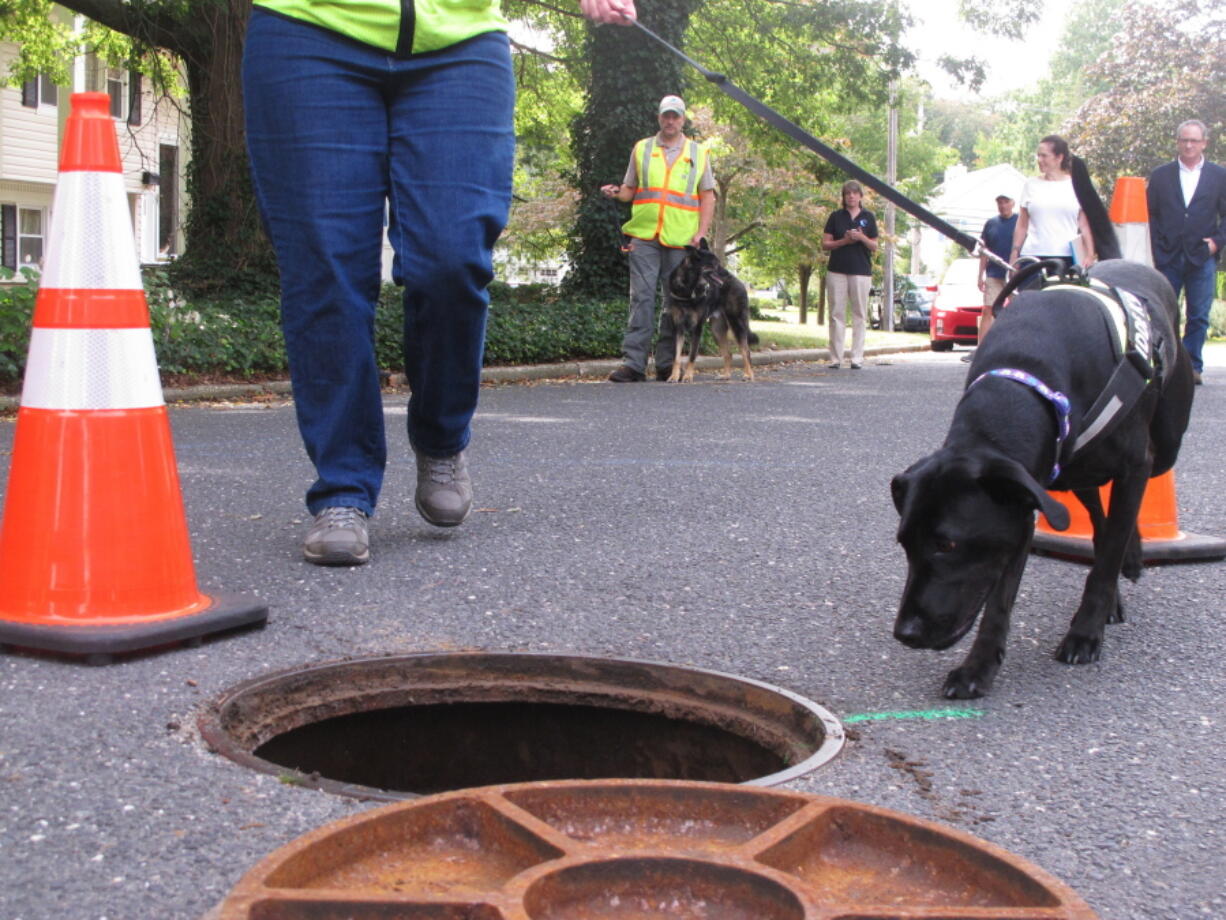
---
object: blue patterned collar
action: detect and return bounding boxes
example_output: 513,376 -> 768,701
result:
967,368 -> 1071,483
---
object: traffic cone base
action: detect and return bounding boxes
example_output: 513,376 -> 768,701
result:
1033,471 -> 1226,565
0,594 -> 267,664
0,93 -> 267,661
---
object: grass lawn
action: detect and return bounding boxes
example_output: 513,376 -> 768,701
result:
750,306 -> 929,352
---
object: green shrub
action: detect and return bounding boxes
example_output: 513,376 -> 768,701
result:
0,267 -> 38,383
2,274 -> 633,384
374,281 -> 626,369
1209,297 -> 1226,339
144,267 -> 287,376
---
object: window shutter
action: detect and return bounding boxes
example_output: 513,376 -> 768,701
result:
21,79 -> 37,108
1,205 -> 16,270
40,74 -> 58,107
128,71 -> 142,125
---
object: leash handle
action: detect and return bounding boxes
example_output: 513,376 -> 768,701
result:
626,18 -> 982,256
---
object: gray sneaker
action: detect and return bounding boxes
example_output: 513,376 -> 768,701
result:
303,506 -> 369,566
415,450 -> 472,527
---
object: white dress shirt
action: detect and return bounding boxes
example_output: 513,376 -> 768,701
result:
1179,156 -> 1204,207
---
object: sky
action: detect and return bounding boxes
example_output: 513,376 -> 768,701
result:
906,0 -> 1070,97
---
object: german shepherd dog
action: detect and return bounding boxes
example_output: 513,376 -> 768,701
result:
891,158 -> 1194,698
666,240 -> 755,382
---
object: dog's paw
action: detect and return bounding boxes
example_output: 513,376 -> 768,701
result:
1055,632 -> 1102,664
942,667 -> 992,699
1107,597 -> 1126,625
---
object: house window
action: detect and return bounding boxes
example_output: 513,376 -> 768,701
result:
159,144 -> 178,256
17,208 -> 45,267
106,67 -> 127,119
20,73 -> 58,109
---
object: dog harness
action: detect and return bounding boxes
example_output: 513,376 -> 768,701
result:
1044,280 -> 1156,458
966,276 -> 1160,483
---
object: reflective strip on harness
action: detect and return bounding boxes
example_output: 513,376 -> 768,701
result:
1042,280 -> 1156,459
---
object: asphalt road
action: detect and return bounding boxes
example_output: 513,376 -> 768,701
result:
1,348 -> 1223,920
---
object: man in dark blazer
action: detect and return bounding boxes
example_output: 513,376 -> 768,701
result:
1147,119 -> 1226,384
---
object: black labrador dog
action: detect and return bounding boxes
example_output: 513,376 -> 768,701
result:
891,163 -> 1194,698
666,240 -> 754,382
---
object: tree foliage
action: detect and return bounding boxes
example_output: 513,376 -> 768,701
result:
1064,0 -> 1225,183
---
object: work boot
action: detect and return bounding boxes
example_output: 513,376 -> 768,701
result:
415,450 -> 472,527
303,506 -> 369,566
608,365 -> 646,382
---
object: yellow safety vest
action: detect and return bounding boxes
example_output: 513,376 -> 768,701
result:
622,137 -> 708,248
253,0 -> 507,56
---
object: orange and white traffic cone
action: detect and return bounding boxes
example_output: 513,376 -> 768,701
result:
1108,175 -> 1152,266
1033,471 -> 1226,564
0,93 -> 267,663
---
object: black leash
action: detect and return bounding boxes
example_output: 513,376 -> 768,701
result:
627,18 -> 994,262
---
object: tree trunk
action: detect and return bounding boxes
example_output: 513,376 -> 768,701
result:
564,0 -> 696,299
797,263 -> 812,324
170,0 -> 276,295
55,0 -> 276,295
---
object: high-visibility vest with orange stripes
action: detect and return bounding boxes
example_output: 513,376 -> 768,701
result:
622,137 -> 709,248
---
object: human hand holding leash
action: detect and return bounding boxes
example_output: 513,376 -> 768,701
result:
580,0 -> 636,24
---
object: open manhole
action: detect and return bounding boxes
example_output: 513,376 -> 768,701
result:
198,653 -> 843,800
215,779 -> 1099,919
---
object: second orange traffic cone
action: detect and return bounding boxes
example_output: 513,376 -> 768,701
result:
0,93 -> 267,662
1034,471 -> 1226,564
1108,175 -> 1153,266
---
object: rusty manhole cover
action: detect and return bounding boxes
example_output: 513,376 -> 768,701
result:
199,654 -> 843,799
215,779 -> 1097,919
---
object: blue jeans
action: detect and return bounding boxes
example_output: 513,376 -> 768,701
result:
1157,254 -> 1217,373
243,11 -> 515,515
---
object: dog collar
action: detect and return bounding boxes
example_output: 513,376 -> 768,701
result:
969,368 -> 1071,483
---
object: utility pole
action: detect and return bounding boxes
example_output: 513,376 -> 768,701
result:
883,80 -> 898,331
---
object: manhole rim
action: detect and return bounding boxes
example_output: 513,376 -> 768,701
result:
198,651 -> 845,799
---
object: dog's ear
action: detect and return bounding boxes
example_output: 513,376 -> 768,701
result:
976,456 -> 1071,531
890,472 -> 909,513
698,237 -> 710,251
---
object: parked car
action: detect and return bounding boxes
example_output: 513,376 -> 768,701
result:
896,286 -> 936,332
929,258 -> 982,351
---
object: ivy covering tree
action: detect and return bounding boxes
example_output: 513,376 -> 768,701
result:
563,1 -> 695,298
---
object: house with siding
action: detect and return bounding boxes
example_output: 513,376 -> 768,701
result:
1,18 -> 188,279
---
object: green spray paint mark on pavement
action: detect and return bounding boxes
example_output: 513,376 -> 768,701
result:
843,708 -> 985,724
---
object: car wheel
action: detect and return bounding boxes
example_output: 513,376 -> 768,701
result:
930,340 -> 954,352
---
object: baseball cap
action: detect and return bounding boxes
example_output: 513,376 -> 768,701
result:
658,95 -> 686,116
995,192 -> 1015,201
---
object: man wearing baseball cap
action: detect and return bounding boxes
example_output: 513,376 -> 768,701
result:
975,191 -> 1019,345
601,95 -> 716,381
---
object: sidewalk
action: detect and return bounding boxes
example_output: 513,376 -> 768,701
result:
0,342 -> 932,410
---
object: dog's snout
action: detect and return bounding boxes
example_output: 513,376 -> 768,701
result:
894,613 -> 928,648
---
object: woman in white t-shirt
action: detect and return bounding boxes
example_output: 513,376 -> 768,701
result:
1009,135 -> 1095,281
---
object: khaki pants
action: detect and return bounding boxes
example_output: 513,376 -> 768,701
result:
827,272 -> 871,365
980,276 -> 1006,340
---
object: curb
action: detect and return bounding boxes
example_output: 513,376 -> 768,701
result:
0,343 -> 933,410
